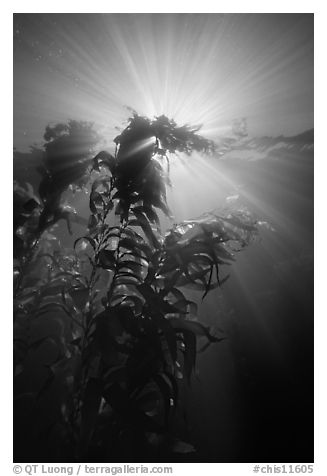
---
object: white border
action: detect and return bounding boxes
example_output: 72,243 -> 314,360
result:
4,2 -> 326,473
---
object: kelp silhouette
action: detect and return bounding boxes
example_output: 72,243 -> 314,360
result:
14,113 -> 258,461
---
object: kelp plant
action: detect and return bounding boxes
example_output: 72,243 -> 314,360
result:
14,113 -> 258,461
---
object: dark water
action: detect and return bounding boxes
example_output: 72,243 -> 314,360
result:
183,148 -> 313,462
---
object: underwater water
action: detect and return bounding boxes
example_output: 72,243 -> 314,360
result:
13,13 -> 313,463
13,132 -> 314,462
172,144 -> 314,462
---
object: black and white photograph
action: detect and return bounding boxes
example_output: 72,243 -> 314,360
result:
12,11 -> 315,466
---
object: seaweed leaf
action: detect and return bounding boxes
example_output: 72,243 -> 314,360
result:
74,236 -> 97,252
